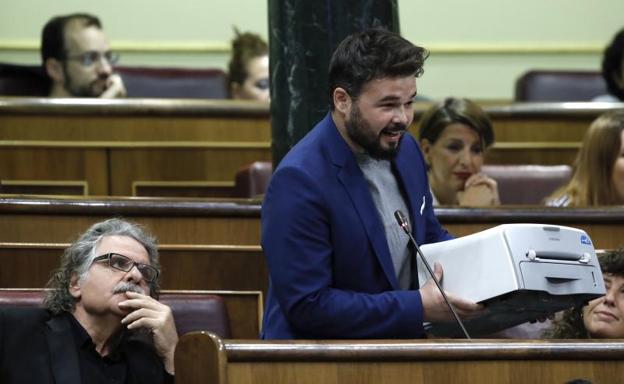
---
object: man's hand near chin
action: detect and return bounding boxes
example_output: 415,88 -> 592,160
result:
100,73 -> 127,98
119,291 -> 178,375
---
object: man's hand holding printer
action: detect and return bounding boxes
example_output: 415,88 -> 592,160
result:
420,262 -> 484,322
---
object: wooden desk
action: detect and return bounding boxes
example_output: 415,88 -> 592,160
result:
1,195 -> 624,250
0,98 -> 271,196
0,195 -> 262,244
436,206 -> 624,250
175,332 -> 624,384
1,98 -> 622,197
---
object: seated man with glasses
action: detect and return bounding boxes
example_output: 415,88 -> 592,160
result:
0,218 -> 177,383
41,13 -> 126,98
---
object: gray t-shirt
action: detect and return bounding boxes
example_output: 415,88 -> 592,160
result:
356,154 -> 413,289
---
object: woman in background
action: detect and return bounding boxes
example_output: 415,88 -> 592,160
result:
543,250 -> 624,339
418,97 -> 499,206
227,29 -> 269,102
547,111 -> 624,206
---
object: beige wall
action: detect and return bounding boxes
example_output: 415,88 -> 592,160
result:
0,0 -> 622,100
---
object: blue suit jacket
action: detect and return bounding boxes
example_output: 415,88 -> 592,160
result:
261,113 -> 452,339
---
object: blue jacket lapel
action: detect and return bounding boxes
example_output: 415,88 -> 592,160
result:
45,314 -> 82,384
393,145 -> 422,240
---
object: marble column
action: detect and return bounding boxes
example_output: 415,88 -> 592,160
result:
268,0 -> 400,167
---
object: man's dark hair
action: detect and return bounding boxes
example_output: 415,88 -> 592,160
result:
41,13 -> 102,64
328,28 -> 428,109
602,28 -> 624,101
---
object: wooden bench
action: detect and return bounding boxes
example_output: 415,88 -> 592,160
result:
174,332 -> 624,384
1,98 -> 622,197
0,195 -> 262,245
0,98 -> 271,197
1,195 -> 623,250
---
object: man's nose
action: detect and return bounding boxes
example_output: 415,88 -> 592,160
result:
95,56 -> 113,74
124,264 -> 144,283
392,105 -> 409,125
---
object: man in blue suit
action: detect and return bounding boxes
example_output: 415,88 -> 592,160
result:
261,29 -> 482,339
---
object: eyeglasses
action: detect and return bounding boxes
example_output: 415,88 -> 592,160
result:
64,50 -> 120,67
254,78 -> 269,91
92,253 -> 159,283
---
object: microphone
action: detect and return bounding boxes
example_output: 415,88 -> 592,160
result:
394,210 -> 471,339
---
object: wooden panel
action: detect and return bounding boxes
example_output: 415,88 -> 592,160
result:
2,196 -> 624,250
175,333 -> 624,384
0,243 -> 268,298
5,210 -> 617,252
0,99 -> 271,197
0,147 -> 108,195
444,222 -> 624,250
110,147 -> 270,195
225,360 -> 621,384
0,246 -> 59,287
0,196 -> 262,244
436,207 -> 624,250
213,291 -> 262,339
133,181 -> 237,198
0,180 -> 88,195
0,213 -> 262,244
0,102 -> 271,142
1,99 -> 622,197
484,146 -> 578,165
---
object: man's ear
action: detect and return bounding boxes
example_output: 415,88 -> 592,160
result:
419,139 -> 432,165
613,68 -> 624,89
332,87 -> 352,115
45,58 -> 65,83
230,82 -> 241,99
69,272 -> 81,299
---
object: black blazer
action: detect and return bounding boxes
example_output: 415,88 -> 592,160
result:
0,307 -> 169,384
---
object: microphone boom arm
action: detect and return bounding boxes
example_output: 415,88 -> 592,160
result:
394,210 -> 471,339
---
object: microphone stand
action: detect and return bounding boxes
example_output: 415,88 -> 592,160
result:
394,210 -> 471,339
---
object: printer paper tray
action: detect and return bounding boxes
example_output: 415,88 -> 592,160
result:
427,290 -> 601,338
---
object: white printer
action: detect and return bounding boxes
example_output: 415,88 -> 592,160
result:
417,224 -> 606,337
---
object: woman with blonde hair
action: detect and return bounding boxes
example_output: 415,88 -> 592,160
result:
547,110 -> 624,206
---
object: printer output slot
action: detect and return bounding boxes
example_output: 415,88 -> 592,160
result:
529,251 -> 581,261
546,276 -> 579,284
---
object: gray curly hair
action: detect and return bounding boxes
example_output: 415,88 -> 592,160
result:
44,218 -> 160,314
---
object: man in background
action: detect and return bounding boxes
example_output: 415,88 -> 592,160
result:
41,13 -> 126,98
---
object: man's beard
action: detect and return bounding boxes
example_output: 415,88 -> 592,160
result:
344,103 -> 407,160
62,64 -> 107,97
